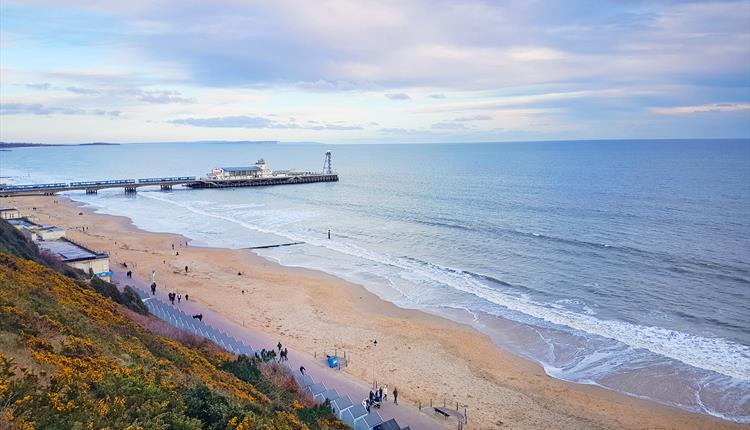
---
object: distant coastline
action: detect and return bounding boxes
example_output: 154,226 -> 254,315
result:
0,140 -> 281,149
0,142 -> 120,149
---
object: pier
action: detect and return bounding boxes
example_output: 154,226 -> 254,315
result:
0,173 -> 338,197
0,152 -> 338,197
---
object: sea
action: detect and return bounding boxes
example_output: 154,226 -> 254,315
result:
1,139 -> 749,422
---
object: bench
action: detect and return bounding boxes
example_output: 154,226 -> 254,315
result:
434,407 -> 451,418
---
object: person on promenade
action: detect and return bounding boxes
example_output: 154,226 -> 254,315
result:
393,387 -> 398,405
150,282 -> 157,295
369,390 -> 374,404
177,294 -> 182,303
383,384 -> 388,401
299,366 -> 306,376
277,342 -> 282,352
283,348 -> 288,361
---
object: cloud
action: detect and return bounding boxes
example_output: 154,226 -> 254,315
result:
133,89 -> 194,104
453,115 -> 492,122
385,93 -> 411,100
169,115 -> 362,130
431,122 -> 467,130
63,85 -> 194,103
296,80 -> 361,91
0,102 -> 120,117
428,93 -> 446,99
67,86 -> 101,95
651,103 -> 750,114
25,82 -> 51,90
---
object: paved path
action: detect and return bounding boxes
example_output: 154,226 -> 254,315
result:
113,271 -> 448,430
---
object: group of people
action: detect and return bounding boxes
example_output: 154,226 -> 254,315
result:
364,384 -> 398,412
277,342 -> 289,362
168,292 -> 188,304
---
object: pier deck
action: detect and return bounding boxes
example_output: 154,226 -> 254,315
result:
0,173 -> 338,197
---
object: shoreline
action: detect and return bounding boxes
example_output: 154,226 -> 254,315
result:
7,194 -> 745,430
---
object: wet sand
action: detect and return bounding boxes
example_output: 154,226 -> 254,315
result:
7,194 -> 745,430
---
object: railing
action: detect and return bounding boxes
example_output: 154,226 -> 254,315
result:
1,183 -> 67,191
70,179 -> 136,187
137,176 -> 196,183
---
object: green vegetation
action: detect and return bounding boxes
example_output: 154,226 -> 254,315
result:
0,220 -> 346,429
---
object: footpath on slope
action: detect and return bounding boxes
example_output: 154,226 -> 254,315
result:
112,271 -> 450,430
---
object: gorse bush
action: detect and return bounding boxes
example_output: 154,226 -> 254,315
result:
0,242 -> 347,429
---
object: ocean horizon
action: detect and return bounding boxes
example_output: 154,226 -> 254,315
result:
2,138 -> 749,422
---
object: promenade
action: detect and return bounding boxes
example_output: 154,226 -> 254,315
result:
112,271 -> 448,430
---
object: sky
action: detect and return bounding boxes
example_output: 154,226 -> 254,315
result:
0,0 -> 749,144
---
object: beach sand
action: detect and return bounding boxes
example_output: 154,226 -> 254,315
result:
8,194 -> 745,430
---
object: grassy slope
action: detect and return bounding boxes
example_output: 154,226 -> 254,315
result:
0,220 -> 346,430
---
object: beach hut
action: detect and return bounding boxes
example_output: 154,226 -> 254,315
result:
341,404 -> 368,428
331,395 -> 354,419
354,410 -> 383,430
373,419 -> 401,430
314,388 -> 340,404
307,383 -> 326,398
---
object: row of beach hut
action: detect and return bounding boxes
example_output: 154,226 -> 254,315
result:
292,369 -> 408,430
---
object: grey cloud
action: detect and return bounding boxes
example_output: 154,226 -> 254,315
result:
170,115 -> 361,130
67,86 -> 100,95
135,90 -> 194,104
64,85 -> 194,103
91,109 -> 121,117
0,103 -> 121,117
297,80 -> 360,92
431,122 -> 467,130
428,94 -> 446,99
25,83 -> 52,90
453,115 -> 492,122
385,93 -> 411,100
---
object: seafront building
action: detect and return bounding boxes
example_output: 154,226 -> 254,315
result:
6,215 -> 111,281
0,205 -> 21,220
36,238 -> 111,281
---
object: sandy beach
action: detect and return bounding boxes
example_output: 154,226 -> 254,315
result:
7,194 -> 745,430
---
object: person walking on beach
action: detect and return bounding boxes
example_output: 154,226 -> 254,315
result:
177,294 -> 182,303
283,348 -> 288,361
277,341 -> 282,352
383,384 -> 388,401
150,282 -> 157,295
392,387 -> 398,405
185,294 -> 189,301
299,366 -> 306,376
172,243 -> 174,250
185,265 -> 188,273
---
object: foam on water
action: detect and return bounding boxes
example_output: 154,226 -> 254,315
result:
95,192 -> 750,384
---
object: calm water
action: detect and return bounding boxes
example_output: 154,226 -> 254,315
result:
2,140 -> 749,421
